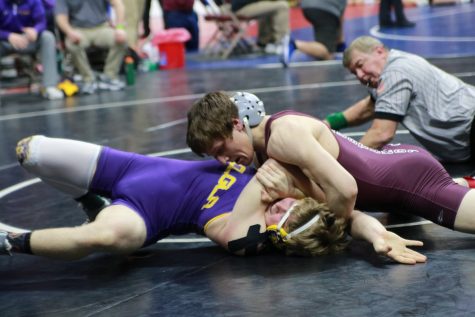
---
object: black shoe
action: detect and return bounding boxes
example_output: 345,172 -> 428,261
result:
379,20 -> 395,28
0,231 -> 12,256
76,193 -> 110,222
396,20 -> 416,27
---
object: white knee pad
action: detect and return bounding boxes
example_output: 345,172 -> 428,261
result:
17,135 -> 102,197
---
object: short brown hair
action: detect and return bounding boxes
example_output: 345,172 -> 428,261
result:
275,197 -> 349,256
186,91 -> 239,156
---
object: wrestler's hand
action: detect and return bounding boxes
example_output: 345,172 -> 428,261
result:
256,160 -> 295,203
372,231 -> 427,264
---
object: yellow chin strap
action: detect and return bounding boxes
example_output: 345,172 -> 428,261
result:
266,202 -> 321,248
266,224 -> 288,248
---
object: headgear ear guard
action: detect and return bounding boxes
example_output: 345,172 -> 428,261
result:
266,202 -> 321,248
230,92 -> 265,127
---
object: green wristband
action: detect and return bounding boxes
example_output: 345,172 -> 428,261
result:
325,112 -> 348,130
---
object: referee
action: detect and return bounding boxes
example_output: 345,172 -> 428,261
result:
325,36 -> 475,164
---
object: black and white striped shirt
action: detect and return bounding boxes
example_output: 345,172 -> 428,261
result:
369,49 -> 475,162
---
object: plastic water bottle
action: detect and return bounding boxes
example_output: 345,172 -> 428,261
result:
125,56 -> 135,86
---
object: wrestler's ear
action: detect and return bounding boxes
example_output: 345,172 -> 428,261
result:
233,118 -> 244,131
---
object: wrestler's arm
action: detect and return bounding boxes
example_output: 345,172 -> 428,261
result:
207,158 -> 323,256
255,161 -> 426,264
266,121 -> 357,219
256,159 -> 326,203
349,210 -> 426,264
207,176 -> 269,256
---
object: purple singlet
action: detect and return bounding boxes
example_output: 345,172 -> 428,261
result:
89,147 -> 255,246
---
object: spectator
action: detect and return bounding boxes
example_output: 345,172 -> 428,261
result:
41,0 -> 56,33
379,0 -> 415,28
143,0 -> 199,52
162,0 -> 199,52
141,0 -> 155,39
55,0 -> 128,94
281,0 -> 347,66
122,0 -> 146,53
229,0 -> 290,54
0,0 -> 63,100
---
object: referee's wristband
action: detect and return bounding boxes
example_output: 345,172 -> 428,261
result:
325,112 -> 348,130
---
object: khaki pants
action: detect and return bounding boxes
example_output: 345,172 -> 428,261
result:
123,0 -> 147,50
65,23 -> 127,82
236,0 -> 289,45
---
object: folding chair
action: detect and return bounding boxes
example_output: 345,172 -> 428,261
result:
201,0 -> 257,59
0,53 -> 40,94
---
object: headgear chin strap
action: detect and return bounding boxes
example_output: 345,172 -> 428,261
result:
267,202 -> 321,247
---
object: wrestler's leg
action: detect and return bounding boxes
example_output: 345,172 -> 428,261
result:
16,135 -> 101,196
4,205 -> 147,260
16,135 -> 107,220
454,190 -> 475,233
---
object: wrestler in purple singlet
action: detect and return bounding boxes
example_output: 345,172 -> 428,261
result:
265,110 -> 470,229
89,147 -> 255,246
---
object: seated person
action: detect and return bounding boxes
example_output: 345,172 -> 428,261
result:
229,0 -> 290,54
0,0 -> 63,100
41,0 -> 56,33
55,0 -> 128,94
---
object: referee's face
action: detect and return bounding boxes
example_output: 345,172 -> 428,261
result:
349,47 -> 386,88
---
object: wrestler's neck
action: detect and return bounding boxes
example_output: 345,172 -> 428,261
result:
250,116 -> 269,153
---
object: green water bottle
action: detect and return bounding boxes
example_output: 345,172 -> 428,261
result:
125,56 -> 135,86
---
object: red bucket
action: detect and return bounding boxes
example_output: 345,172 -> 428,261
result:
152,28 -> 191,70
157,42 -> 185,69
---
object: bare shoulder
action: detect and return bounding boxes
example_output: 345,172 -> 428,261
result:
204,211 -> 268,256
203,213 -> 229,244
269,115 -> 325,146
272,114 -> 323,132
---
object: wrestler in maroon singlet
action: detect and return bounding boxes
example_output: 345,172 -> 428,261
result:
264,110 -> 469,228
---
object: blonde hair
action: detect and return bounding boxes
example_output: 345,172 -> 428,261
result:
273,197 -> 349,256
343,36 -> 386,68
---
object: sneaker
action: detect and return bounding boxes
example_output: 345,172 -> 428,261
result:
336,42 -> 347,53
81,81 -> 97,95
396,20 -> 416,28
42,86 -> 64,100
98,74 -> 125,91
280,35 -> 296,68
264,43 -> 284,55
0,231 -> 12,256
379,20 -> 395,28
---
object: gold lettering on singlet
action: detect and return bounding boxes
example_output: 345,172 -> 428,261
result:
202,162 -> 246,209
